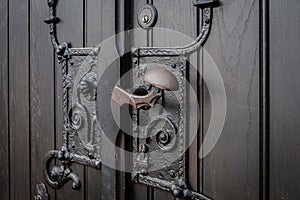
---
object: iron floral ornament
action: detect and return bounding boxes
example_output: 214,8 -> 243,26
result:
43,0 -> 218,199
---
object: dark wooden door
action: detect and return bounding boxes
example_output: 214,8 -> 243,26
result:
1,0 -> 300,200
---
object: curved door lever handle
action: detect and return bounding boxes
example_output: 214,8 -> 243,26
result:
112,86 -> 161,109
112,67 -> 179,109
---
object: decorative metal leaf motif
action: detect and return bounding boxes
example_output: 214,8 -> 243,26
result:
79,72 -> 97,101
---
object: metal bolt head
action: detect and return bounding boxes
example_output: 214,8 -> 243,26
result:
139,144 -> 148,153
172,188 -> 184,198
169,170 -> 176,178
47,0 -> 55,7
141,169 -> 148,175
179,170 -> 184,176
142,15 -> 150,24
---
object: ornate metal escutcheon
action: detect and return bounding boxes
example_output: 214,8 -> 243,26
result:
43,0 -> 218,199
112,0 -> 218,199
43,0 -> 102,190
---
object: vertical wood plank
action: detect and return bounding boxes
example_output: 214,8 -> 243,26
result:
9,0 -> 31,199
55,0 -> 85,199
30,0 -> 55,198
85,0 -> 117,199
197,11 -> 205,193
153,0 -> 197,47
89,0 -> 120,199
203,0 -> 260,199
0,0 -> 9,199
189,50 -> 201,193
259,0 -> 270,199
270,0 -> 300,199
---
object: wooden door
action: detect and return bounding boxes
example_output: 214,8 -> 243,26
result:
1,0 -> 300,200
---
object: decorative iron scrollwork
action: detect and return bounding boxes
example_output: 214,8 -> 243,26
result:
130,1 -> 218,200
43,0 -> 217,199
79,72 -> 97,101
34,183 -> 49,200
43,0 -> 101,190
43,149 -> 101,189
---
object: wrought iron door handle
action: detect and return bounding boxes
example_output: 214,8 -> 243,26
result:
112,67 -> 179,109
112,86 -> 162,110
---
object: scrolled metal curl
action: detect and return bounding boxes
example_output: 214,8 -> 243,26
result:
43,150 -> 81,190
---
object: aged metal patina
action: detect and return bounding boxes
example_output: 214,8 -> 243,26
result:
43,0 -> 102,190
34,183 -> 49,200
120,1 -> 217,199
43,0 -> 217,199
112,66 -> 179,109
